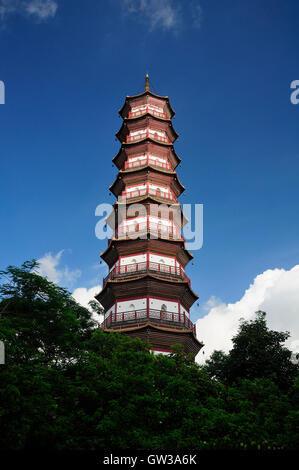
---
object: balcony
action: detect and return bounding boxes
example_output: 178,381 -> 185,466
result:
100,308 -> 196,336
117,222 -> 181,240
126,129 -> 169,144
103,260 -> 190,287
121,186 -> 175,202
124,155 -> 172,171
128,106 -> 167,119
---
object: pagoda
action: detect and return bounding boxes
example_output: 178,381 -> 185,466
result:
96,76 -> 203,359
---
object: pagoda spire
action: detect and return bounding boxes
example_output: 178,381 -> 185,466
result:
145,73 -> 150,92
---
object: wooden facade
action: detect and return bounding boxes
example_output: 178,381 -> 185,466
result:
97,76 -> 203,359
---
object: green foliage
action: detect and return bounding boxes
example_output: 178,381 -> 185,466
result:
205,311 -> 298,390
0,260 -> 96,366
0,263 -> 298,450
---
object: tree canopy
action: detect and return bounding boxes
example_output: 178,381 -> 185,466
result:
0,260 -> 96,366
0,262 -> 298,450
204,310 -> 298,390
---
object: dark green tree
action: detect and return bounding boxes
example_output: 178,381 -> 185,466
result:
0,260 -> 96,366
205,311 -> 298,390
0,263 -> 298,450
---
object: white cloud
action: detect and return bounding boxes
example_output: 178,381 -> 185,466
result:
123,0 -> 180,31
72,286 -> 100,311
35,250 -> 103,323
36,250 -> 81,286
0,0 -> 16,19
122,0 -> 202,32
191,0 -> 201,29
24,0 -> 57,19
72,285 -> 103,323
0,0 -> 57,21
196,265 -> 299,363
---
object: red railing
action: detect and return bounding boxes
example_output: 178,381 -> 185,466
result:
128,107 -> 167,119
122,188 -> 147,199
124,155 -> 172,170
126,129 -> 169,144
117,222 -> 181,239
100,308 -> 196,336
121,186 -> 175,201
103,260 -> 190,287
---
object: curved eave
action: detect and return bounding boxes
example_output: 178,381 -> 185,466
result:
171,147 -> 181,167
100,235 -> 187,264
118,135 -> 177,147
112,144 -> 181,170
100,237 -> 194,262
106,198 -> 188,228
172,174 -> 185,194
121,136 -> 174,147
118,91 -> 175,118
102,322 -> 204,348
97,273 -> 199,304
109,178 -> 122,196
123,114 -> 179,140
109,167 -> 185,197
115,124 -> 178,144
124,112 -> 170,123
123,163 -> 174,175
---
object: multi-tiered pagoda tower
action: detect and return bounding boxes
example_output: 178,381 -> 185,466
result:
96,76 -> 203,358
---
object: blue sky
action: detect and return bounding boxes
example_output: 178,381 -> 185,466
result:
0,0 -> 299,354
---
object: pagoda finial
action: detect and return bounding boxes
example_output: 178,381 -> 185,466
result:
145,74 -> 150,92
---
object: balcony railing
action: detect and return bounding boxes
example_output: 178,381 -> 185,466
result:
126,129 -> 169,144
117,222 -> 181,239
121,187 -> 175,202
100,308 -> 196,336
124,155 -> 172,170
128,107 -> 167,119
103,260 -> 190,287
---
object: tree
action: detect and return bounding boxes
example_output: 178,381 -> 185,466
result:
0,264 -> 298,450
0,260 -> 96,366
205,311 -> 298,390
